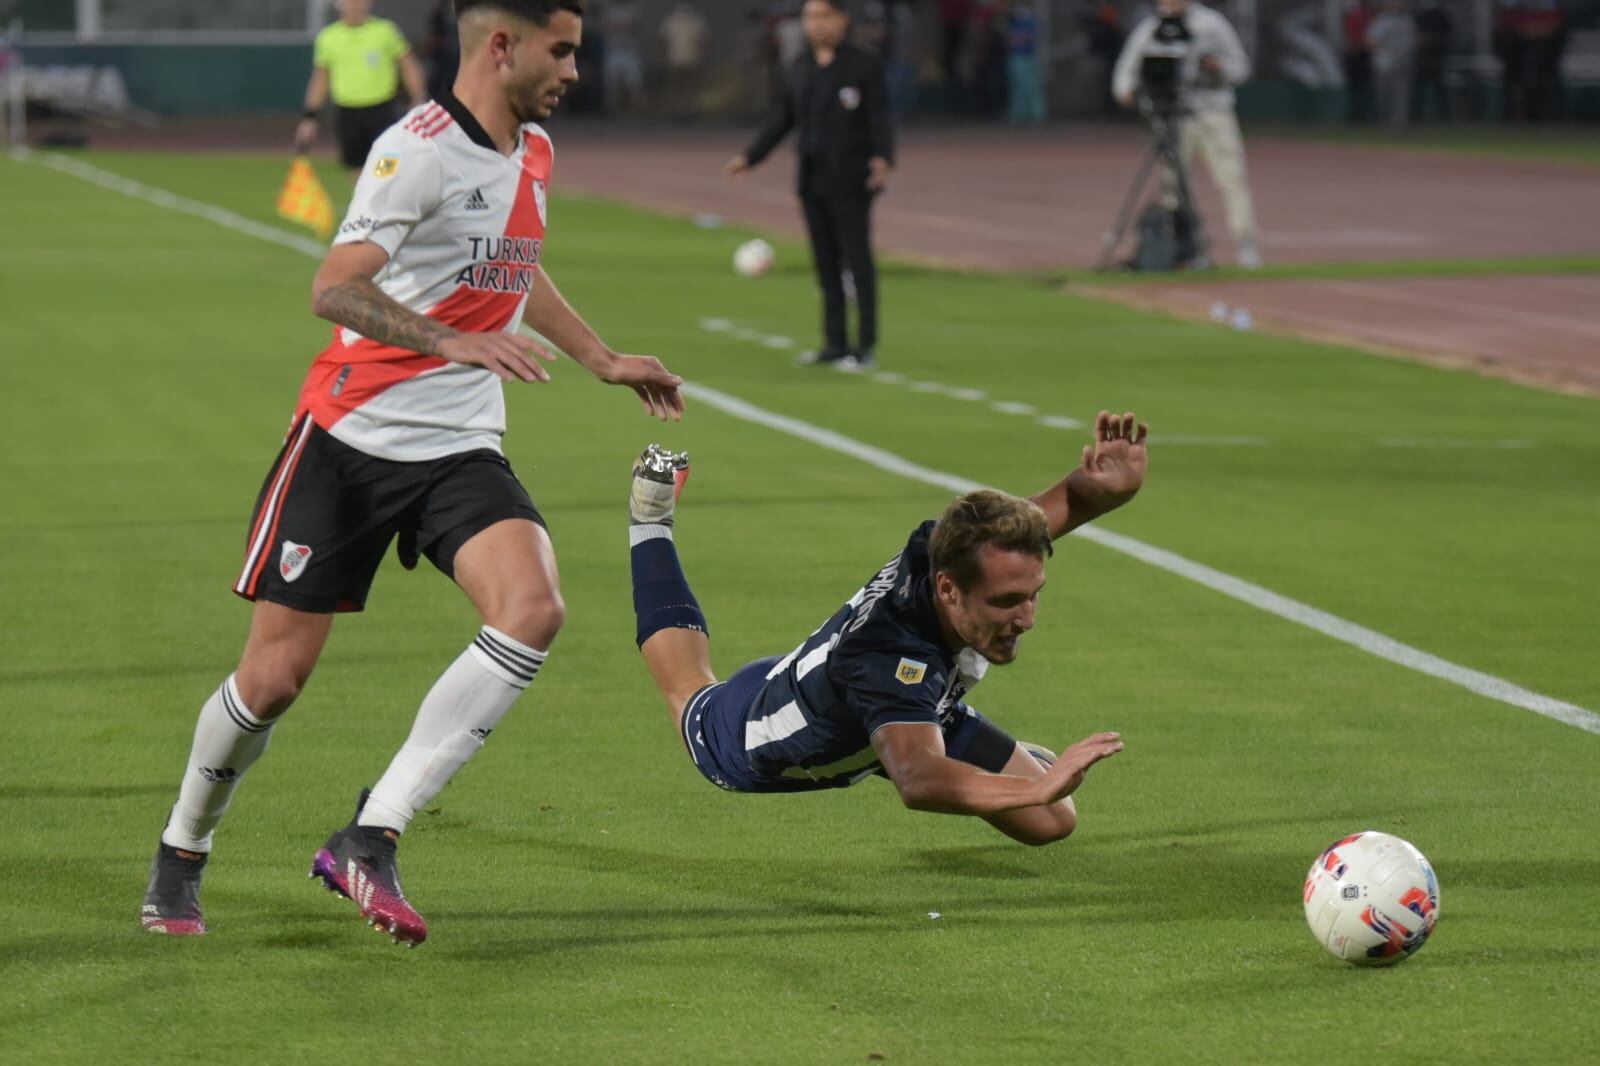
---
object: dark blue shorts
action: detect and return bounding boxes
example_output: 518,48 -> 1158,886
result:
680,656 -> 1018,794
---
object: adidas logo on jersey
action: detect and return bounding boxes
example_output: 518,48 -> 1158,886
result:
465,188 -> 490,211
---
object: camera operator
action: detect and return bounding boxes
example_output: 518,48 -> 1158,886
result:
1112,0 -> 1261,268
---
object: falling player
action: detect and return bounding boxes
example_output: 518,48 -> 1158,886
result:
624,411 -> 1147,841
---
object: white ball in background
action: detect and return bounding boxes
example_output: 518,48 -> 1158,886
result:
733,238 -> 775,278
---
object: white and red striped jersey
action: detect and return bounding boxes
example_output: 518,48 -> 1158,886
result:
296,91 -> 553,461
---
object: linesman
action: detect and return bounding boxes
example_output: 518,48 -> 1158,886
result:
296,0 -> 429,169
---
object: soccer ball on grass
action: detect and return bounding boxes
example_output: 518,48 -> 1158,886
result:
1303,830 -> 1439,966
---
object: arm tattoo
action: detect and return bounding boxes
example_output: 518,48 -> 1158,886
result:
315,277 -> 453,356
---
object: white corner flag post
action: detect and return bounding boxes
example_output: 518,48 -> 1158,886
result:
3,19 -> 23,148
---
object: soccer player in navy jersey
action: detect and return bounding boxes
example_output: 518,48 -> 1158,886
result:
625,411 -> 1146,844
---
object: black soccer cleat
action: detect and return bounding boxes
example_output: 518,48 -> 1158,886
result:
141,841 -> 209,936
309,789 -> 428,947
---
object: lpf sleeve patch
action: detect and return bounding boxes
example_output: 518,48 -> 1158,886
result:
373,154 -> 399,179
894,658 -> 927,686
839,86 -> 861,111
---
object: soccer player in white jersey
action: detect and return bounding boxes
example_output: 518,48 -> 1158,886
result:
140,0 -> 682,946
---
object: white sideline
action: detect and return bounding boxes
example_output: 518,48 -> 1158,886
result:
18,147 -> 1596,736
11,146 -> 329,258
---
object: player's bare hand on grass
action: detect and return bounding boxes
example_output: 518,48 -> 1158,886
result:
725,155 -> 751,180
437,332 -> 557,383
602,354 -> 685,421
1035,732 -> 1123,805
1079,410 -> 1149,502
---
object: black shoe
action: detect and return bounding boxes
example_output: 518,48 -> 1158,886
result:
309,789 -> 428,946
794,347 -> 847,367
837,347 -> 876,372
141,841 -> 208,936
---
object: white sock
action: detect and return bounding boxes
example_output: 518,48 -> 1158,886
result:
161,675 -> 274,853
360,626 -> 546,833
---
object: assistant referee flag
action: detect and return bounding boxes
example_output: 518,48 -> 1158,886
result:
276,156 -> 337,239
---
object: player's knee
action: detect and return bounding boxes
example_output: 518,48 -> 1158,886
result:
233,663 -> 310,720
488,588 -> 565,649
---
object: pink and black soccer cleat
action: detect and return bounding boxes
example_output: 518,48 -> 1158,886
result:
309,790 -> 427,947
141,841 -> 209,936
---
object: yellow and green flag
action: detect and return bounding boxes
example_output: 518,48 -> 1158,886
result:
276,157 -> 336,239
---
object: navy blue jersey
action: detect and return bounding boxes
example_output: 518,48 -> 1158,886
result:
739,521 -> 992,788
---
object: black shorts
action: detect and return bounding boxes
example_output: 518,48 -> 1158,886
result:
336,98 -> 403,169
232,414 -> 545,614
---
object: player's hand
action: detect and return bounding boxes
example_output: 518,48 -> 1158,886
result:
294,117 -> 318,154
1078,410 -> 1149,503
867,156 -> 892,192
1115,91 -> 1135,110
437,332 -> 558,383
1034,732 -> 1123,805
725,155 -> 751,180
600,354 -> 685,421
1200,54 -> 1223,77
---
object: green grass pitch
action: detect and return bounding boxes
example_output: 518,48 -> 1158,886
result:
0,149 -> 1597,1064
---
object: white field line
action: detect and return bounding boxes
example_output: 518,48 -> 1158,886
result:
24,149 -> 1594,735
11,146 -> 329,259
679,381 -> 1600,737
699,317 -> 1096,430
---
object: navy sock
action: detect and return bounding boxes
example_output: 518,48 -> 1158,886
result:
630,529 -> 707,647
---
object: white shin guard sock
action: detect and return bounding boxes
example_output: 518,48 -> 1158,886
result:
162,675 -> 274,853
360,626 -> 546,833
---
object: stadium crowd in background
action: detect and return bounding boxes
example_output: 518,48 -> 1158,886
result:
1495,0 -> 1571,121
290,1 -> 1585,138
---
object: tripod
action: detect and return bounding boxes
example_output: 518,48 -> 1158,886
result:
1094,99 -> 1209,272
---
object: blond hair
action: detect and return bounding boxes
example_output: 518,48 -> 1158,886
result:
928,490 -> 1052,591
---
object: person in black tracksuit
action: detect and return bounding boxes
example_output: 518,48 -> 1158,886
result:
728,0 -> 894,370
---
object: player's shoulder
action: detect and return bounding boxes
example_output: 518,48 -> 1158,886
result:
382,103 -> 454,152
359,111 -> 446,176
372,16 -> 409,42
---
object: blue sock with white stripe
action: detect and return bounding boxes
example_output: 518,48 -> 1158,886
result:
359,626 -> 546,834
630,524 -> 707,647
162,674 -> 275,853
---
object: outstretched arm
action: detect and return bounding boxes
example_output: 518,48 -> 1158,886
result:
1029,410 -> 1149,540
872,723 -> 1122,816
523,266 -> 685,421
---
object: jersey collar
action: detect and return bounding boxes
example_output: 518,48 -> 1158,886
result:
435,88 -> 500,153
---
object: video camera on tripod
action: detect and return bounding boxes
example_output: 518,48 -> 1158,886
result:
1137,15 -> 1193,117
1095,12 -> 1209,272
